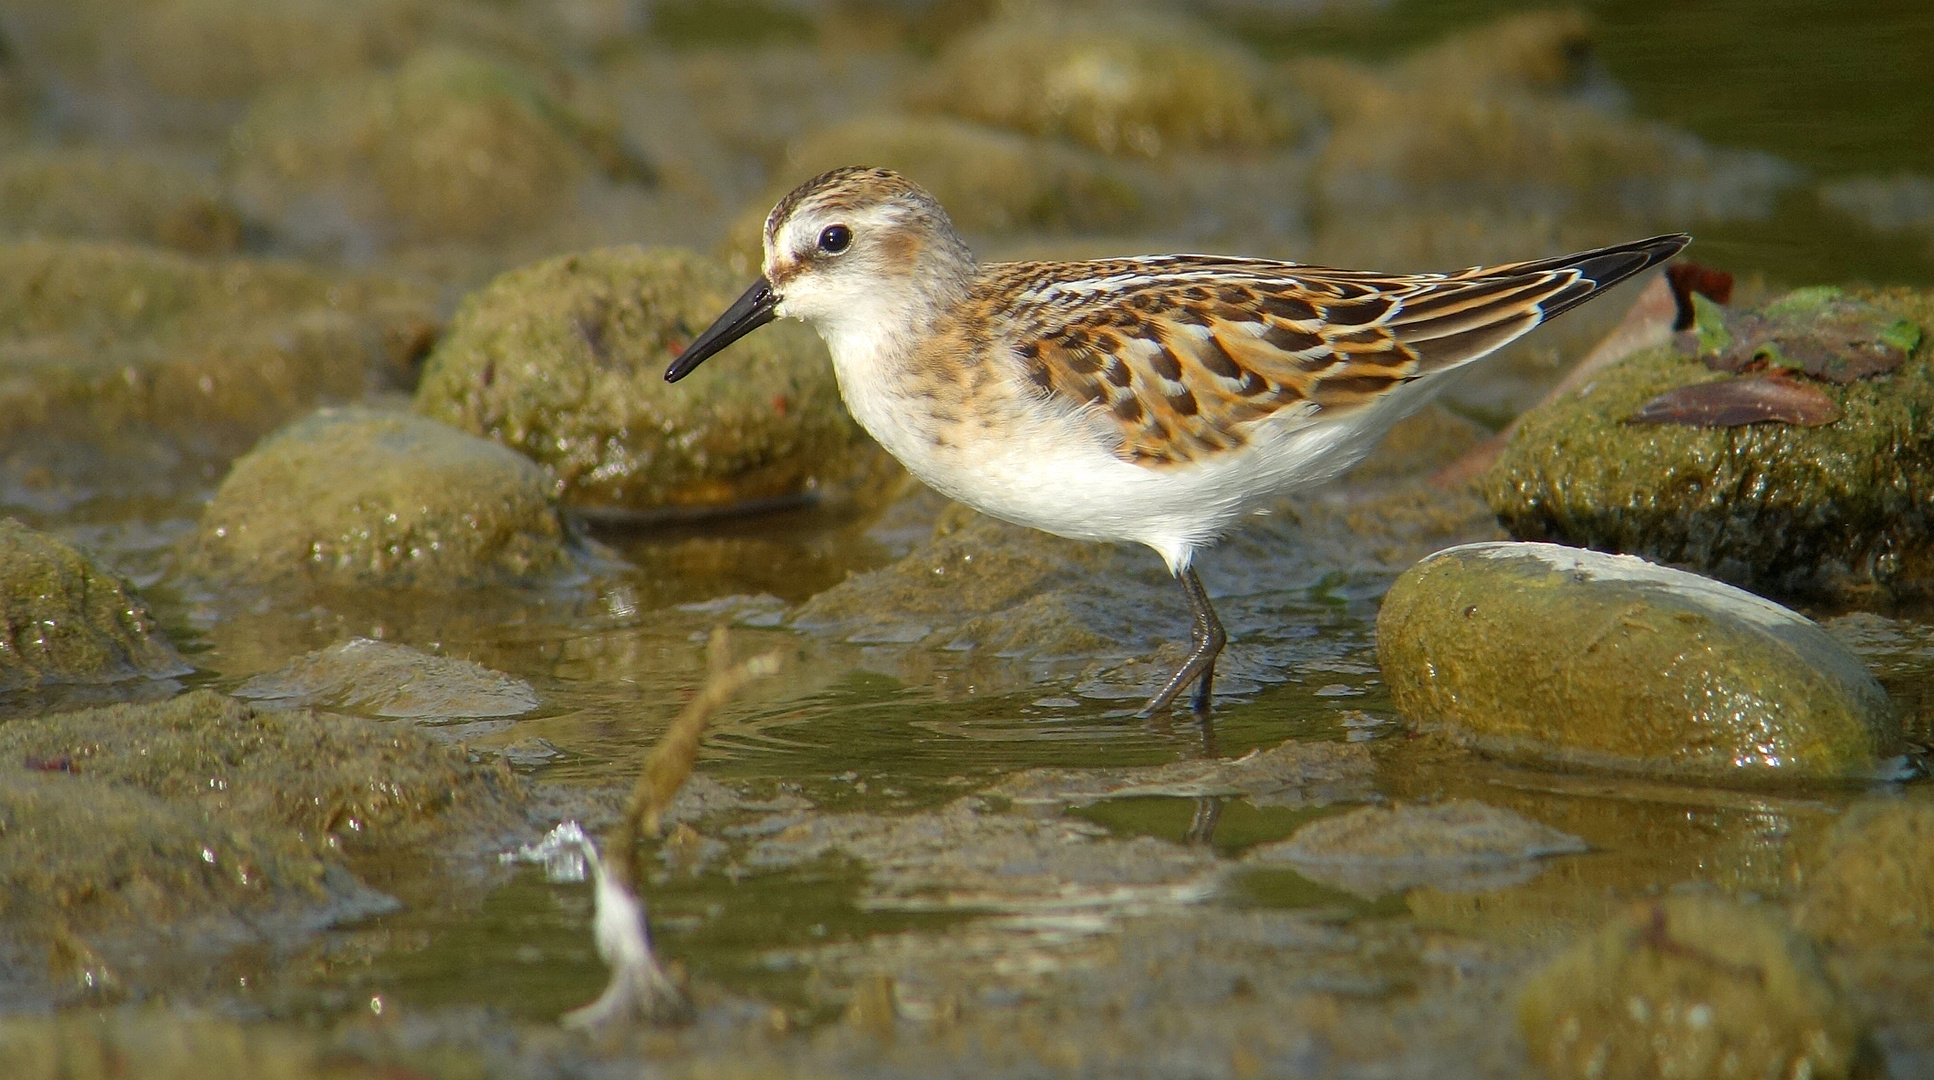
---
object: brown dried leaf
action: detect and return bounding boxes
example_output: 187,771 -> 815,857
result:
1628,374 -> 1841,428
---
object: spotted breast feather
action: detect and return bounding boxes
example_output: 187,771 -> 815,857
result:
989,234 -> 1690,466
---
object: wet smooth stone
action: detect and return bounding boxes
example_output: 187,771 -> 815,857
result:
1519,895 -> 1866,1080
234,638 -> 539,720
1377,541 -> 1900,782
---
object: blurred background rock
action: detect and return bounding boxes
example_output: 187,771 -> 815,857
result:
4,0 -> 1926,425
2,2 -> 1933,1072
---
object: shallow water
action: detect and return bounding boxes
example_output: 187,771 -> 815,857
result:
4,1 -> 1934,1076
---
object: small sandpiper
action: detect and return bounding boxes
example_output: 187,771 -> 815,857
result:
668,166 -> 1688,718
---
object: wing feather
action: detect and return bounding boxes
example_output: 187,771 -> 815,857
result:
991,234 -> 1689,467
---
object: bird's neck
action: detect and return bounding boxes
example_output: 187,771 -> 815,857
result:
817,253 -> 976,372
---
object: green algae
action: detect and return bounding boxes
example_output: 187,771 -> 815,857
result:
1488,287 -> 1934,603
415,245 -> 880,516
122,0 -> 427,102
1296,14 -> 1794,224
0,519 -> 185,691
1519,895 -> 1868,1080
192,407 -> 579,589
235,637 -> 539,720
1245,800 -> 1587,900
0,1012 -> 492,1080
1377,543 -> 1899,782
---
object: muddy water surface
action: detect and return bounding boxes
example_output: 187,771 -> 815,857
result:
2,1 -> 1933,1077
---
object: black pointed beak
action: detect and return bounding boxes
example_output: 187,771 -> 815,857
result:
665,277 -> 777,382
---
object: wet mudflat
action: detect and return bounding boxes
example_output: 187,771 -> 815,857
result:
1,2 -> 1933,1078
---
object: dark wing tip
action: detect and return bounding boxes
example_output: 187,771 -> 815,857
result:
1535,232 -> 1692,322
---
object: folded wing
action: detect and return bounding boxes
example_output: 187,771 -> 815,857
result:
999,234 -> 1690,466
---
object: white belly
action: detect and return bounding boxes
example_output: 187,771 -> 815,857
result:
835,366 -> 1395,573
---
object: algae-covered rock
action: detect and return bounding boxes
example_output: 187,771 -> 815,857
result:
192,406 -> 578,589
0,519 -> 186,692
1294,12 -> 1794,234
0,239 -> 436,459
0,689 -> 519,853
124,0 -> 425,102
1244,800 -> 1587,899
229,46 -> 641,248
0,689 -> 517,1001
1519,895 -> 1866,1080
0,768 -> 334,932
916,7 -> 1298,158
1487,287 -> 1934,603
791,508 -> 1154,662
1377,542 -> 1899,781
1794,799 -> 1934,946
415,245 -> 880,516
0,148 -> 242,254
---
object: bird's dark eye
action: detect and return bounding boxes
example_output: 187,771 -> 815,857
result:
817,224 -> 851,254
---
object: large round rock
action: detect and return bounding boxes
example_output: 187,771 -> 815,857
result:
414,246 -> 878,517
193,406 -> 577,588
1377,541 -> 1899,781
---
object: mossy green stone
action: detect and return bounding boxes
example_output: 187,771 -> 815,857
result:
1794,799 -> 1934,946
1486,287 -> 1934,603
415,246 -> 869,514
228,46 -> 630,243
918,7 -> 1298,158
193,407 -> 576,589
1377,542 -> 1898,781
0,239 -> 434,456
0,520 -> 186,691
1519,895 -> 1865,1080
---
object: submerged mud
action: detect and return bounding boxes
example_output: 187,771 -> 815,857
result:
0,1 -> 1931,1078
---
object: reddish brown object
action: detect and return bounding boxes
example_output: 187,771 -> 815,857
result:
1627,374 -> 1841,428
1665,262 -> 1734,331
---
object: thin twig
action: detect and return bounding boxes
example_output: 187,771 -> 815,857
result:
557,628 -> 783,1029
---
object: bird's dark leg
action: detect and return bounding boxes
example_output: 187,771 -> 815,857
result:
1134,567 -> 1226,719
